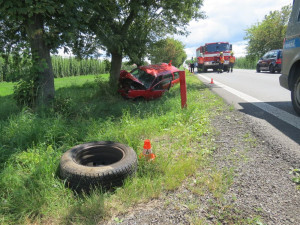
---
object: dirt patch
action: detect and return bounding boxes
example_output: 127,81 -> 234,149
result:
104,109 -> 300,225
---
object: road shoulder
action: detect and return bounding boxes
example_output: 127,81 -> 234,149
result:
104,107 -> 300,225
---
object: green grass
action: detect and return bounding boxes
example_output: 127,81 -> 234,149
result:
0,81 -> 14,96
0,72 -> 250,224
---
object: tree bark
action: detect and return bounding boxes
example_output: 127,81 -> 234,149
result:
110,51 -> 122,89
25,14 -> 55,105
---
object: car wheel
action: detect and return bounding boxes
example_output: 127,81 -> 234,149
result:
291,76 -> 300,115
60,141 -> 138,191
269,64 -> 275,73
256,65 -> 261,73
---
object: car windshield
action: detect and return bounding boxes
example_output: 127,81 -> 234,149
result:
206,43 -> 230,53
130,68 -> 156,89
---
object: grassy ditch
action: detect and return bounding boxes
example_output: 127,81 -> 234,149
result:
1,73 -> 232,224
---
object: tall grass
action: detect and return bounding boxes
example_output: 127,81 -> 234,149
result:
0,56 -> 108,82
51,56 -> 107,78
235,56 -> 259,69
0,73 -> 225,224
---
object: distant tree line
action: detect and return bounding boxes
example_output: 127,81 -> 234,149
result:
230,5 -> 292,70
244,5 -> 291,59
52,56 -> 107,78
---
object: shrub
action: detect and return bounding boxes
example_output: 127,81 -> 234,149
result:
13,75 -> 38,107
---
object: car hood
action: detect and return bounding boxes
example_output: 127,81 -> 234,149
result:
119,63 -> 180,88
139,63 -> 179,76
119,70 -> 144,85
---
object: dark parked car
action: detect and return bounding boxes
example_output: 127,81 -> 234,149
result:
118,63 -> 182,100
256,49 -> 282,73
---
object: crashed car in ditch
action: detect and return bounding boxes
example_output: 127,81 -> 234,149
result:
118,63 -> 182,100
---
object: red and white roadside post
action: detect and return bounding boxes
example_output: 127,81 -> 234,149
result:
179,71 -> 187,109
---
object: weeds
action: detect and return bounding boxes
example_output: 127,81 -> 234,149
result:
289,169 -> 300,189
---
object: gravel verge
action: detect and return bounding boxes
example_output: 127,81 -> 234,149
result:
104,108 -> 300,225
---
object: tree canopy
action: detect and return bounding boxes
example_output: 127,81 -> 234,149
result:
0,0 -> 205,105
0,0 -> 82,105
244,5 -> 291,58
83,0 -> 205,86
149,38 -> 187,67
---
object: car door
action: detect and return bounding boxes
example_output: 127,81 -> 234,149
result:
267,51 -> 277,67
261,51 -> 271,70
172,72 -> 180,84
146,78 -> 173,99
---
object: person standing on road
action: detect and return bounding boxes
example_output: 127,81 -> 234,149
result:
190,57 -> 195,73
228,51 -> 236,73
218,52 -> 224,73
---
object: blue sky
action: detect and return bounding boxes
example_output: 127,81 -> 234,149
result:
180,0 -> 292,59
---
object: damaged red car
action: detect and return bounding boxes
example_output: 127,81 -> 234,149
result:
118,63 -> 182,100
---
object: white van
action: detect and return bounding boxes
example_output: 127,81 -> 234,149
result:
280,0 -> 300,115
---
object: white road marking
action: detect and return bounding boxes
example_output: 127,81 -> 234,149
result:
198,74 -> 300,130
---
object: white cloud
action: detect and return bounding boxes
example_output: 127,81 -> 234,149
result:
56,48 -> 73,58
232,41 -> 247,58
182,0 -> 292,60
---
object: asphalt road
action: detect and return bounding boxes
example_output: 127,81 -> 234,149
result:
196,68 -> 300,153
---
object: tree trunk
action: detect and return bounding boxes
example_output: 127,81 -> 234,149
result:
25,14 -> 55,105
109,51 -> 122,89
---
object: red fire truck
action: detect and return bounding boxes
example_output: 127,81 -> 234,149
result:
196,42 -> 232,72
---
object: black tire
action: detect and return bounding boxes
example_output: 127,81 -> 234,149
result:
256,65 -> 261,73
269,64 -> 275,73
291,76 -> 300,115
60,141 -> 137,191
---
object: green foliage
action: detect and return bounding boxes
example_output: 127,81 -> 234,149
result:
0,74 -> 225,224
290,169 -> 300,188
0,50 -> 32,82
244,5 -> 291,58
51,56 -> 107,78
0,56 -> 108,82
13,78 -> 38,107
12,67 -> 38,107
234,56 -> 259,69
0,0 -> 86,104
149,38 -> 187,67
103,59 -> 111,73
185,57 -> 197,65
84,0 -> 205,83
0,0 -> 81,51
